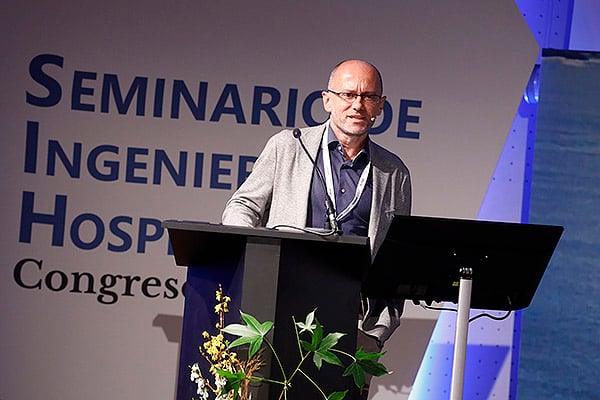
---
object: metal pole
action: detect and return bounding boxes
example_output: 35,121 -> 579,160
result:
450,267 -> 473,400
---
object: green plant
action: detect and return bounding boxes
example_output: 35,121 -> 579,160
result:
191,285 -> 388,400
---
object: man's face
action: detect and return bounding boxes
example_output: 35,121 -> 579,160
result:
322,61 -> 386,139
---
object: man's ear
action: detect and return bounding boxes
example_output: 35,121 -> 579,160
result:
376,96 -> 387,115
322,91 -> 333,113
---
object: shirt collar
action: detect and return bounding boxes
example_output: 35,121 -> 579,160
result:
326,124 -> 371,164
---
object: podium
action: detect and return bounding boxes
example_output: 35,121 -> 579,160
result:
363,215 -> 563,400
163,220 -> 371,400
165,216 -> 563,400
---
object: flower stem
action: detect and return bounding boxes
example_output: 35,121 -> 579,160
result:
265,337 -> 288,382
299,369 -> 329,399
332,348 -> 356,362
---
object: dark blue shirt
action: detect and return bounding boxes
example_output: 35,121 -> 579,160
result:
306,127 -> 372,236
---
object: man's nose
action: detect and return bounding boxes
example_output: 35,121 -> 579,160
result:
351,96 -> 365,108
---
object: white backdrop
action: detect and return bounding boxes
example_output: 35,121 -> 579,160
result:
0,1 -> 537,399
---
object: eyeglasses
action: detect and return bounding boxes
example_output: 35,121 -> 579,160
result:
326,90 -> 382,104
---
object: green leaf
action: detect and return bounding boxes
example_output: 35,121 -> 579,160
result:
327,390 -> 348,400
355,347 -> 386,361
228,335 -> 257,348
296,309 -> 317,334
217,368 -> 246,381
222,323 -> 258,338
299,339 -> 312,353
313,348 -> 343,369
342,351 -> 389,389
342,362 -> 365,389
357,358 -> 388,377
222,312 -> 273,358
320,332 -> 345,350
216,369 -> 247,400
310,320 -> 324,350
247,336 -> 263,358
228,335 -> 265,358
355,348 -> 388,377
240,311 -> 273,336
312,332 -> 346,369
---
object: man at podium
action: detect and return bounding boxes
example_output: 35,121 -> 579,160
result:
222,59 -> 412,398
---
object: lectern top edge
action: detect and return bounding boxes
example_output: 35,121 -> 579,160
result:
162,219 -> 370,247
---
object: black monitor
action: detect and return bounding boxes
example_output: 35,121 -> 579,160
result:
363,215 -> 563,310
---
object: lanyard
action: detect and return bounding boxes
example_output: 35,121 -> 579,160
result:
321,122 -> 371,222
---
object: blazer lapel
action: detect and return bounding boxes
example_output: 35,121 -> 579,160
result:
369,145 -> 392,256
292,123 -> 327,227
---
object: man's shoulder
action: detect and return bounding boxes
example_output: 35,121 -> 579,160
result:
369,139 -> 410,173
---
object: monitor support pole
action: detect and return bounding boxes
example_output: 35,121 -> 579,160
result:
450,267 -> 473,400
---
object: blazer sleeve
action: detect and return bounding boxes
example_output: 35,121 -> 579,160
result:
221,134 -> 279,227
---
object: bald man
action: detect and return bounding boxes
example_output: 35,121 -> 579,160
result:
222,59 -> 411,398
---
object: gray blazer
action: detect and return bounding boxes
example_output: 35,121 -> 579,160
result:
222,122 -> 411,257
222,121 -> 412,343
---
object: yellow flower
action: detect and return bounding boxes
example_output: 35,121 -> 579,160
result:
215,285 -> 225,302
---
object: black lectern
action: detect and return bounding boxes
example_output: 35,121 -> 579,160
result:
364,215 -> 563,400
165,216 -> 562,400
163,221 -> 371,400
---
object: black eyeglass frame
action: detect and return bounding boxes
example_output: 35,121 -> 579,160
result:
326,89 -> 383,104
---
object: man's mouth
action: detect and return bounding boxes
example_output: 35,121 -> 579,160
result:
348,115 -> 367,121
